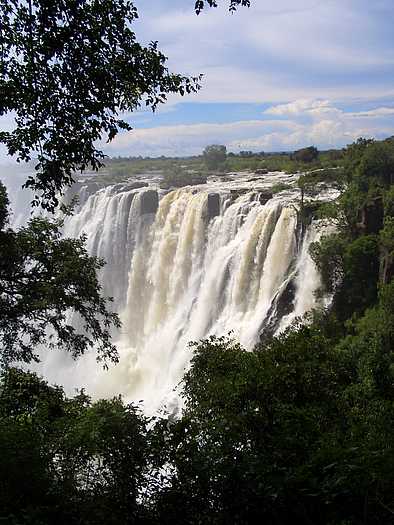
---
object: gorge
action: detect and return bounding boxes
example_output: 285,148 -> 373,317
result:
14,170 -> 334,414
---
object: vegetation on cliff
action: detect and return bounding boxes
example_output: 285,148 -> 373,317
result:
2,138 -> 394,524
100,146 -> 344,183
1,1 -> 394,524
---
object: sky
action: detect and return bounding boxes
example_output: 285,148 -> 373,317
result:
2,0 -> 394,160
103,0 -> 394,157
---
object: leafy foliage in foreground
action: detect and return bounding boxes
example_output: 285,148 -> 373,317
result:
4,308 -> 394,524
194,0 -> 250,15
0,182 -> 120,365
0,368 -> 149,525
3,139 -> 394,524
0,0 -> 201,211
151,315 -> 394,525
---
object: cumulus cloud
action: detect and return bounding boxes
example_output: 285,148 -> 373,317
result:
265,100 -> 394,120
104,99 -> 394,156
264,99 -> 334,116
105,119 -> 298,156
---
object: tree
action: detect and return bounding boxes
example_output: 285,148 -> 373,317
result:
0,0 -> 201,211
357,141 -> 394,187
292,146 -> 319,163
0,367 -> 149,524
0,181 -> 120,365
202,144 -> 227,171
309,138 -> 394,323
239,150 -> 254,157
150,332 -> 357,524
150,320 -> 394,524
160,165 -> 207,189
194,0 -> 251,15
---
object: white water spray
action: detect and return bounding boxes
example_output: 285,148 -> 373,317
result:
2,169 -> 331,413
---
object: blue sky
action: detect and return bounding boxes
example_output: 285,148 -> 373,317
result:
1,0 -> 394,160
102,0 -> 394,156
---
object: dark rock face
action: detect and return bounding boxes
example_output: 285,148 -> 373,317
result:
229,188 -> 251,201
207,193 -> 220,219
64,181 -> 104,206
254,168 -> 268,175
124,181 -> 148,191
228,189 -> 273,205
63,182 -> 83,204
141,190 -> 158,215
358,197 -> 384,234
159,173 -> 207,190
380,248 -> 394,285
258,192 -> 273,205
258,278 -> 296,343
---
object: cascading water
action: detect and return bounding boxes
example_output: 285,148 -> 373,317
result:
1,168 -> 334,414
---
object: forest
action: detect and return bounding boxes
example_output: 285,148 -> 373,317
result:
2,137 -> 394,524
1,1 -> 394,524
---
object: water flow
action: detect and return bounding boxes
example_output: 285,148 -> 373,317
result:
6,175 -> 328,414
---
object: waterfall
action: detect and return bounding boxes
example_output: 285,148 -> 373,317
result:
63,186 -> 150,313
1,169 -> 331,414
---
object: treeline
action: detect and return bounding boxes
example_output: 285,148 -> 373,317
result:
2,137 -> 394,524
101,144 -> 346,184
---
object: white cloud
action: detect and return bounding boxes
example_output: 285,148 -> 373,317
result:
265,99 -> 394,122
104,100 -> 394,156
104,119 -> 298,156
0,113 -> 16,132
264,99 -> 333,116
348,107 -> 394,118
134,0 -> 394,105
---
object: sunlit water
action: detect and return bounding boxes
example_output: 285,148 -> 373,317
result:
1,169 -> 336,414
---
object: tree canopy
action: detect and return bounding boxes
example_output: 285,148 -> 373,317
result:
203,144 -> 227,171
292,145 -> 319,163
0,367 -> 149,524
194,0 -> 251,15
0,0 -> 201,211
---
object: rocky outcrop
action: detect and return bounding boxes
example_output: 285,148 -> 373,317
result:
64,180 -> 104,207
159,173 -> 207,190
380,247 -> 394,285
258,279 -> 296,343
258,192 -> 273,205
141,190 -> 158,215
124,181 -> 148,191
247,176 -> 264,182
228,189 -> 273,205
207,193 -> 220,219
230,188 -> 249,196
357,197 -> 384,234
299,202 -> 321,226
